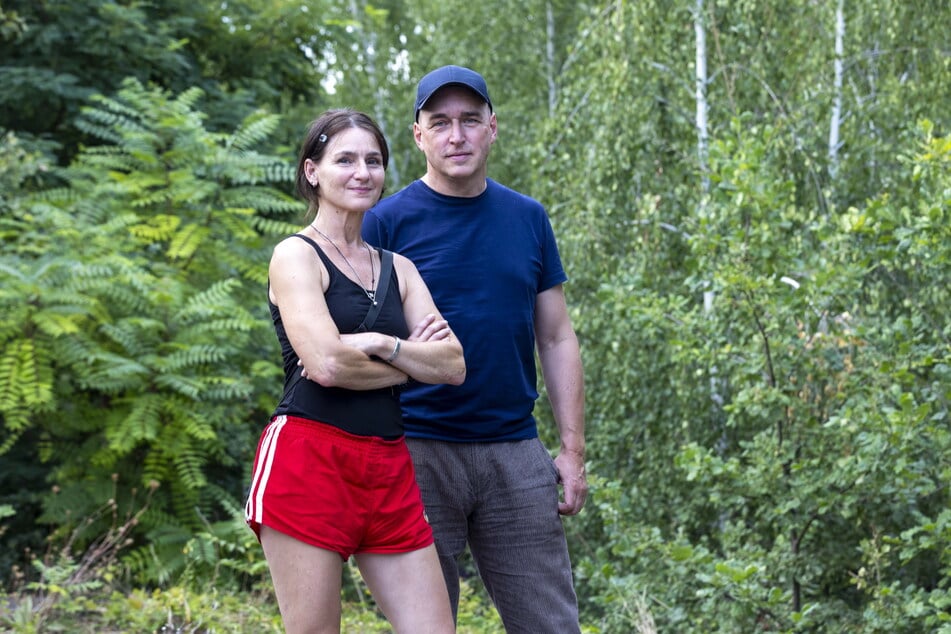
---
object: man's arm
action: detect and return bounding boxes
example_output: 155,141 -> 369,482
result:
535,284 -> 588,515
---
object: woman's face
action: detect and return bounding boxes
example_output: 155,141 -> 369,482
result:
304,127 -> 385,214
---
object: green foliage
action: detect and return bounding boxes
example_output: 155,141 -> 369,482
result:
0,0 -> 335,164
1,582 -> 286,633
526,2 -> 951,630
0,504 -> 510,633
565,121 -> 949,632
0,78 -> 298,582
0,576 -> 512,634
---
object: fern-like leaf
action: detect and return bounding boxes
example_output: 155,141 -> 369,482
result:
228,111 -> 281,152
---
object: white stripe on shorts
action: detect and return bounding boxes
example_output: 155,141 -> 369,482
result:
245,415 -> 287,524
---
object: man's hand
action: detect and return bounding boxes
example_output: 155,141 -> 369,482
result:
554,451 -> 588,516
408,313 -> 452,342
296,315 -> 449,382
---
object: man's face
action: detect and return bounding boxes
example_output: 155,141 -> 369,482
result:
414,86 -> 497,187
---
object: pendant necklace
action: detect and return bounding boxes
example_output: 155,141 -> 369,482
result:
311,224 -> 377,305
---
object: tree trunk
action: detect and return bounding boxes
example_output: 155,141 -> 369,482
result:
828,0 -> 845,182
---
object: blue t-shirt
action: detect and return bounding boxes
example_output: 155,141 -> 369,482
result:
362,179 -> 567,441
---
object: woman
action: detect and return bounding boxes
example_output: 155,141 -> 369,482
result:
245,109 -> 464,634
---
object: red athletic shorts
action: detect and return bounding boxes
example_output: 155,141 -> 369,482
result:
244,415 -> 433,560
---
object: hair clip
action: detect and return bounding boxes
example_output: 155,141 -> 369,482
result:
318,134 -> 327,143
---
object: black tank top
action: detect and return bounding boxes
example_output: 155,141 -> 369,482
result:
269,234 -> 409,438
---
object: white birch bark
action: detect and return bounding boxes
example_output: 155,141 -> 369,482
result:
828,0 -> 845,180
695,0 -> 710,197
695,0 -> 724,440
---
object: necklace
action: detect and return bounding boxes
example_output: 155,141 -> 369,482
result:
311,224 -> 377,305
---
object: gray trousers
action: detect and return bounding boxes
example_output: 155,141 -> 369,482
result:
406,437 -> 581,634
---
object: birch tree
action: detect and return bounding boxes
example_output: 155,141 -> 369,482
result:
695,0 -> 710,196
828,0 -> 845,181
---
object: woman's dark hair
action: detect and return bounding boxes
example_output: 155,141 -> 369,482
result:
295,109 -> 390,216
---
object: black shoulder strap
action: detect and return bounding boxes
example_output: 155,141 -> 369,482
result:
354,248 -> 394,333
292,233 -> 322,257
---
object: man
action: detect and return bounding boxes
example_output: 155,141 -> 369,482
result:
363,65 -> 587,633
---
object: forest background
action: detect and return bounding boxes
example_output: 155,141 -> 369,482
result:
0,1 -> 948,632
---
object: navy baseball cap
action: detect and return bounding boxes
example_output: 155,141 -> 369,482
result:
414,65 -> 493,121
